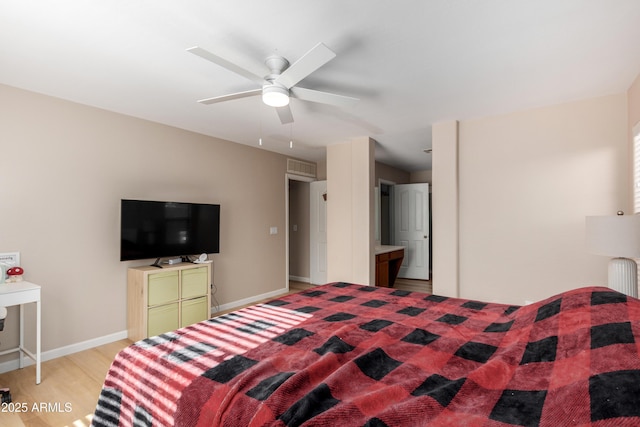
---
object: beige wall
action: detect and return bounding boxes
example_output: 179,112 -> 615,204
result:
456,94 -> 628,304
327,138 -> 375,285
629,73 -> 640,134
410,170 -> 432,184
431,121 -> 459,297
375,161 -> 410,185
629,74 -> 640,206
0,84 -> 289,359
316,158 -> 327,180
374,163 -> 434,185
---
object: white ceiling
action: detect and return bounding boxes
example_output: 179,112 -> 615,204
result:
2,1 -> 640,172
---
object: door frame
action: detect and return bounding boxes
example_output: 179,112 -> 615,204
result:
285,173 -> 315,291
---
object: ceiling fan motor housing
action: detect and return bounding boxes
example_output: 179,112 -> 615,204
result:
265,55 -> 289,75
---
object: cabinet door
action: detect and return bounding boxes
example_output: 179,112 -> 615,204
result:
376,255 -> 390,287
181,297 -> 209,327
181,267 -> 208,299
148,303 -> 179,337
148,271 -> 179,306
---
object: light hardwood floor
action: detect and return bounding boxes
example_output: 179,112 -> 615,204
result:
0,339 -> 131,427
0,279 -> 431,426
393,277 -> 432,294
293,279 -> 432,294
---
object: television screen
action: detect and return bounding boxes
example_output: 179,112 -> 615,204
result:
120,199 -> 220,261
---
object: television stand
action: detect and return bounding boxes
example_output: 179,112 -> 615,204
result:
151,258 -> 163,268
127,263 -> 212,341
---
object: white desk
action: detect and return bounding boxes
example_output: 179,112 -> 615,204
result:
0,281 -> 41,384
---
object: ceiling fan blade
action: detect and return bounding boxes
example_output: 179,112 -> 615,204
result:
276,105 -> 294,124
187,46 -> 264,84
197,88 -> 262,105
275,42 -> 336,89
290,87 -> 359,108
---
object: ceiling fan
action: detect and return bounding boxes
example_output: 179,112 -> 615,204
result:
187,42 -> 359,124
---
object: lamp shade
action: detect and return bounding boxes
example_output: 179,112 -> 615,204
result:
262,85 -> 289,107
586,214 -> 640,258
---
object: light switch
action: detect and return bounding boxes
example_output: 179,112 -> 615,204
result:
293,224 -> 298,232
270,226 -> 278,235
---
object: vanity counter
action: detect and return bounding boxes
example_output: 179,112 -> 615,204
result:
374,246 -> 404,287
375,245 -> 405,255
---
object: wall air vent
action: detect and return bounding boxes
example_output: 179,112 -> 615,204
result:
287,158 -> 317,178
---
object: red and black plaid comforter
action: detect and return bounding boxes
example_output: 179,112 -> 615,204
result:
92,283 -> 640,426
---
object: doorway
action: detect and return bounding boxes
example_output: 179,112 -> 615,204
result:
286,174 -> 316,290
378,181 -> 431,280
394,183 -> 430,280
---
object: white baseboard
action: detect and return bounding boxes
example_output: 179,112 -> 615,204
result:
0,330 -> 128,375
211,286 -> 289,314
0,286 -> 297,375
0,284 -> 299,375
289,275 -> 310,283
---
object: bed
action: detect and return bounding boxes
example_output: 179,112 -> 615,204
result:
92,282 -> 640,426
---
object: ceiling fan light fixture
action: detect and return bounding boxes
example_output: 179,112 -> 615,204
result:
262,84 -> 289,107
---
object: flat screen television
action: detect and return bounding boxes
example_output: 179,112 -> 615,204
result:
120,199 -> 220,263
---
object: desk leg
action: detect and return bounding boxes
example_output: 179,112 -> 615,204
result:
36,299 -> 41,384
19,304 -> 24,369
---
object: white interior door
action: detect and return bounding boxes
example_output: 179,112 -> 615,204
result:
310,180 -> 328,284
394,183 -> 430,279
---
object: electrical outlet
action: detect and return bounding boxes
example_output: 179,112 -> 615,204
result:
0,252 -> 20,267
